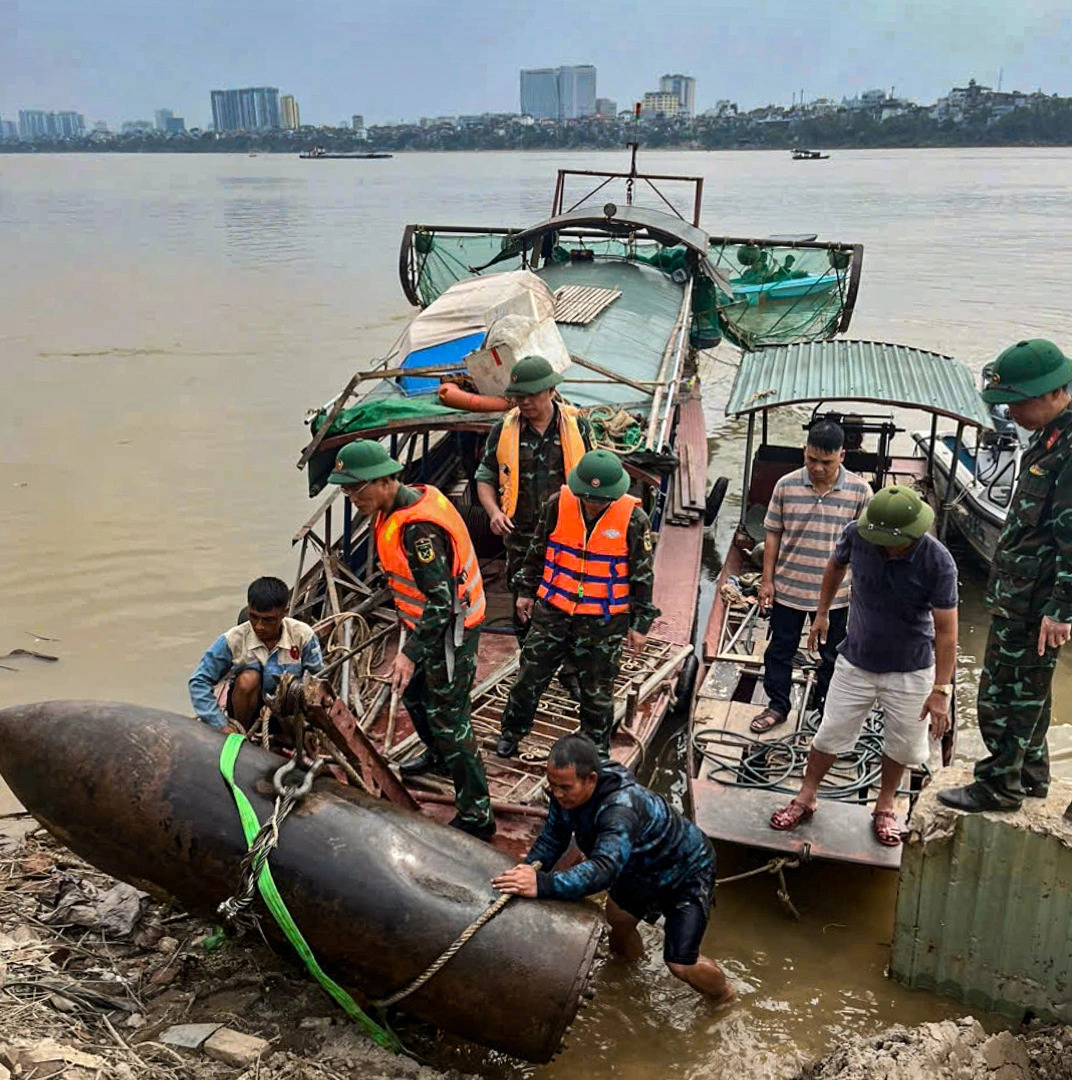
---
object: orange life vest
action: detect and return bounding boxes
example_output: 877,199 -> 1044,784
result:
497,403 -> 586,517
374,485 -> 486,632
537,487 -> 639,621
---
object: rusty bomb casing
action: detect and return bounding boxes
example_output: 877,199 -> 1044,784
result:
0,701 -> 601,1062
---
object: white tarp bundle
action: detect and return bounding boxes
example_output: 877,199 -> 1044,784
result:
397,270 -> 571,394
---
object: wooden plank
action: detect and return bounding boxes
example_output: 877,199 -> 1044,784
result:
692,780 -> 903,870
292,486 -> 343,544
554,285 -> 621,325
570,353 -> 656,397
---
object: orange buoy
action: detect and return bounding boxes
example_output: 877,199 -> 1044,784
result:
438,383 -> 510,413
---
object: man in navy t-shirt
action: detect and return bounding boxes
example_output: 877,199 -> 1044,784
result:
768,486 -> 959,847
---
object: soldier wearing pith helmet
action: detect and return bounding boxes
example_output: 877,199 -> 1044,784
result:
940,339 -> 1072,813
328,440 -> 495,840
475,356 -> 592,652
496,449 -> 661,760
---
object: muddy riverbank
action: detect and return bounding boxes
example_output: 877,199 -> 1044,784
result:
3,826 -> 1071,1080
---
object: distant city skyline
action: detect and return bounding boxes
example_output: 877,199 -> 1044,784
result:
2,0 -> 1069,129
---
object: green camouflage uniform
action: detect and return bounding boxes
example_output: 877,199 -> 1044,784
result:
972,405 -> 1072,805
475,404 -> 593,640
499,492 -> 660,756
390,486 -> 493,830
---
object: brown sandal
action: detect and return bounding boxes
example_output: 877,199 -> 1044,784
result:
770,799 -> 815,831
872,810 -> 902,847
750,707 -> 787,734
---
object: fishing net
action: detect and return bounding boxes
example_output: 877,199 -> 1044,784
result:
404,228 -> 859,355
708,240 -> 855,350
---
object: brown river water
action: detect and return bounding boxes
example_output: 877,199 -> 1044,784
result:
2,148 -> 1072,1077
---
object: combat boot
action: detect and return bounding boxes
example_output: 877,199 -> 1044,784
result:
399,748 -> 450,777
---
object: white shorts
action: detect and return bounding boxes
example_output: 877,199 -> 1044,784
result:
812,656 -> 935,767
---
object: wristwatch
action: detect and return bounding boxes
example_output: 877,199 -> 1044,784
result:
932,684 -> 953,696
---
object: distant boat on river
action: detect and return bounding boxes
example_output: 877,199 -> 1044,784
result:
299,147 -> 392,160
791,147 -> 830,160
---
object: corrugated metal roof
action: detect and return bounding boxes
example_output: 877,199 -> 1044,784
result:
725,339 -> 993,428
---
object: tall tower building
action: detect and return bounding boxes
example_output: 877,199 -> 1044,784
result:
18,111 -> 54,138
211,88 -> 281,132
659,74 -> 696,117
558,65 -> 597,119
280,95 -> 300,129
155,108 -> 173,131
520,65 -> 597,120
520,68 -> 560,119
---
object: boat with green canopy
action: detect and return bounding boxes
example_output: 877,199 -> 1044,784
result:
273,149 -> 866,856
690,339 -> 993,877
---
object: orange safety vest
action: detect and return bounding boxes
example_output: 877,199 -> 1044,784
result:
537,487 -> 639,621
497,403 -> 586,517
374,486 -> 486,632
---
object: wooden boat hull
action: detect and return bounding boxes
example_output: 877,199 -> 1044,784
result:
0,700 -> 602,1062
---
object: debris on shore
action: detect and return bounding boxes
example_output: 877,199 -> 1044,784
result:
0,829 -> 469,1080
797,1016 -> 1072,1080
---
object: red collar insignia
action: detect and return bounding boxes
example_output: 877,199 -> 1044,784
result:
1046,428 -> 1060,451
290,646 -> 301,660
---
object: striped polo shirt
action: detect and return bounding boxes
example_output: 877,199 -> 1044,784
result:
764,466 -> 872,611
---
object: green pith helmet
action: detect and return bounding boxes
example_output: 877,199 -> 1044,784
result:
328,440 -> 402,485
857,484 -> 934,548
568,449 -> 629,502
981,339 -> 1072,404
504,355 -> 562,397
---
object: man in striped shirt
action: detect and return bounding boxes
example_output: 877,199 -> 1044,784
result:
752,422 -> 872,733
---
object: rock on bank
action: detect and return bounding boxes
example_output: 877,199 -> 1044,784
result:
797,1017 -> 1072,1080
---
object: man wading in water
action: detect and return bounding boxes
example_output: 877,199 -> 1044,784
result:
493,734 -> 734,1003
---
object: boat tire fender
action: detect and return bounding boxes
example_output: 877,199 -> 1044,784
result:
674,653 -> 700,712
704,476 -> 730,527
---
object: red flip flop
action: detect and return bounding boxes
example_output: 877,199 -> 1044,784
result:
872,809 -> 902,847
770,799 -> 815,831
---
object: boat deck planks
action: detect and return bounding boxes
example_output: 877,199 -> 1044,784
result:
553,284 -> 622,325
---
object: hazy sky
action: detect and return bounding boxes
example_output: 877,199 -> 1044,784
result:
2,0 -> 1070,127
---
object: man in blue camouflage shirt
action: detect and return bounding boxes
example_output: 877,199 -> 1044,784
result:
493,734 -> 734,1002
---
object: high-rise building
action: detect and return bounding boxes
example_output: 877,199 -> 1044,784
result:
16,110 -> 83,138
558,65 -> 597,119
18,110 -> 54,138
210,87 -> 281,132
520,65 -> 597,120
520,68 -> 560,119
121,120 -> 154,134
659,74 -> 696,117
55,112 -> 85,137
595,97 -> 617,117
155,108 -> 173,131
164,116 -> 186,134
643,91 -> 680,117
0,119 -> 17,140
280,95 -> 300,130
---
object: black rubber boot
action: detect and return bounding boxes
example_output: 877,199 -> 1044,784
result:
495,734 -> 520,759
399,749 -> 449,778
450,815 -> 497,841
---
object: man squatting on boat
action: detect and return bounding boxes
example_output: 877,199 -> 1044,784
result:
770,485 -> 959,847
189,576 -> 325,734
752,420 -> 872,735
939,339 -> 1072,812
494,733 -> 734,1002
